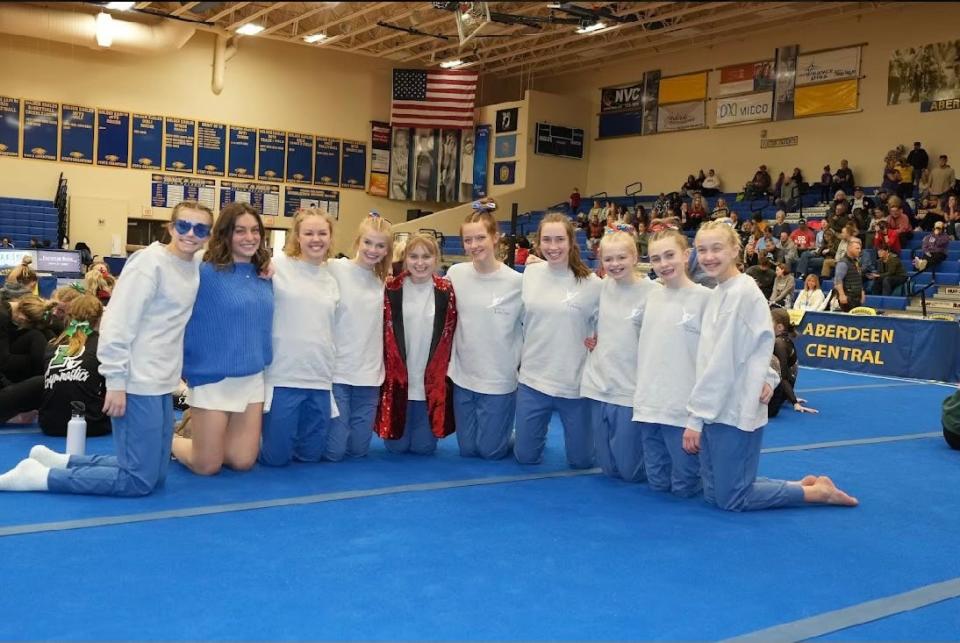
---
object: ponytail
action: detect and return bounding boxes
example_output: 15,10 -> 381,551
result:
51,294 -> 103,357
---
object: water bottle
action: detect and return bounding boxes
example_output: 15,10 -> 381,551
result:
66,401 -> 87,456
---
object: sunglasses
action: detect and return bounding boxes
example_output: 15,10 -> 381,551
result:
173,219 -> 211,239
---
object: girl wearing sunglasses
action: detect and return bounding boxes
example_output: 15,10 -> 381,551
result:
0,201 -> 214,495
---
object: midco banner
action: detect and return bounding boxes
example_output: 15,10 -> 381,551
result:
715,92 -> 774,125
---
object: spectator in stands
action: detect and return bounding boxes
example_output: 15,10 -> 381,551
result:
930,155 -> 957,199
944,194 -> 960,239
833,237 -> 864,312
681,174 -> 699,198
868,243 -> 907,296
873,220 -> 901,255
833,159 -> 855,194
791,166 -> 804,186
0,238 -> 12,248
779,231 -> 798,272
746,252 -> 776,300
710,196 -> 729,220
773,172 -> 786,199
822,224 -> 855,278
769,308 -> 818,417
851,186 -> 874,213
635,205 -> 649,228
744,164 -> 772,199
514,236 -> 531,266
820,165 -> 832,203
887,196 -> 913,245
769,262 -> 794,308
771,210 -> 791,238
743,239 -> 760,269
588,200 -> 603,221
636,221 -> 649,259
701,168 -> 721,196
696,169 -> 707,189
797,227 -> 836,278
586,212 -> 603,256
894,156 -> 914,201
652,193 -> 669,218
913,221 -> 950,273
41,240 -> 51,249
727,210 -> 741,232
688,195 -> 708,229
739,218 -> 754,243
601,201 -> 615,220
793,274 -> 826,311
918,168 -> 932,199
751,211 -> 769,235
790,219 -> 816,252
829,201 -> 851,234
907,142 -> 929,191
28,238 -> 40,249
829,190 -> 850,217
757,227 -> 780,260
569,187 -> 581,216
915,195 -> 945,232
850,208 -> 870,236
777,173 -> 800,212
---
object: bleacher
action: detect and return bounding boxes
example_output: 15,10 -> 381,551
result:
0,197 -> 60,248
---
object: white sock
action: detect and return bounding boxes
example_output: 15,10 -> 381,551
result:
0,458 -> 50,491
29,445 -> 70,468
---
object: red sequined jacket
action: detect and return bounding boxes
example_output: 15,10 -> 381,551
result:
375,272 -> 457,440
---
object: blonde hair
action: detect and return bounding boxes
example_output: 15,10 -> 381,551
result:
392,238 -> 407,263
84,268 -> 112,295
403,234 -> 441,264
284,208 -> 336,259
13,294 -> 55,329
599,231 -> 638,258
695,219 -> 742,252
353,214 -> 394,282
170,200 -> 213,223
648,228 -> 690,252
536,212 -> 591,281
6,256 -> 36,287
52,294 -> 103,357
461,210 -> 499,238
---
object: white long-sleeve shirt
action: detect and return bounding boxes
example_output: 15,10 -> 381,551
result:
446,262 -> 523,395
327,257 -> 385,387
793,288 -> 826,311
402,279 -> 436,401
686,273 -> 780,433
519,262 -> 601,399
632,283 -> 711,426
266,254 -> 339,390
97,242 -> 199,395
581,276 -> 658,407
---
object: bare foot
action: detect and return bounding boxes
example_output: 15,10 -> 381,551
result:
804,475 -> 858,506
800,475 -> 817,486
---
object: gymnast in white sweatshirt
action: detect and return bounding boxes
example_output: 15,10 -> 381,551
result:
682,220 -> 858,511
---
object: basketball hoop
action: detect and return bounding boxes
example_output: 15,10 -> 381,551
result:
455,2 -> 490,47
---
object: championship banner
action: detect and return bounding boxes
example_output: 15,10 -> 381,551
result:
717,61 -> 774,96
472,124 -> 490,199
795,311 -> 960,382
658,71 -> 707,105
369,121 -> 391,197
657,100 -> 706,132
0,97 -> 20,157
794,79 -> 858,117
796,46 -> 861,86
600,81 -> 644,113
773,44 -> 799,121
715,91 -> 774,126
641,70 -> 661,135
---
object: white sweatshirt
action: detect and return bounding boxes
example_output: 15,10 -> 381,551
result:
98,242 -> 199,395
327,257 -> 385,387
519,261 -> 602,399
402,279 -> 436,401
686,273 -> 781,433
793,288 -> 826,311
581,276 -> 659,407
632,283 -> 711,426
266,254 -> 339,390
446,262 -> 523,395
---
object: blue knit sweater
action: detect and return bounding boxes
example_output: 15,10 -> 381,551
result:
183,261 -> 274,386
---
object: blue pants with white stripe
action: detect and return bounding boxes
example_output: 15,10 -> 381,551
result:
383,400 -> 438,455
591,400 -> 645,482
47,394 -> 173,497
639,421 -> 701,497
453,384 -> 515,460
514,384 -> 594,469
325,384 -> 379,461
260,387 -> 333,466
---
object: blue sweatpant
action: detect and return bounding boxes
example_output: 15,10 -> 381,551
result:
47,394 -> 173,497
383,400 -> 438,455
325,384 -> 379,461
260,387 -> 333,466
453,384 -> 515,460
639,422 -> 701,497
514,384 -> 594,469
700,423 -> 805,512
591,401 -> 645,482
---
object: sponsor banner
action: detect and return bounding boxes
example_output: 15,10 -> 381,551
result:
600,81 -> 644,112
774,44 -> 799,121
715,91 -> 773,125
656,100 -> 705,132
794,79 -> 858,117
369,121 -> 391,197
920,97 -> 960,113
717,61 -> 774,96
797,46 -> 861,86
658,71 -> 708,105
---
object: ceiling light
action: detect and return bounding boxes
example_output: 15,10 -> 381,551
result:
546,2 -> 562,7
440,59 -> 464,69
95,12 -> 113,47
236,23 -> 265,36
576,21 -> 607,34
105,2 -> 135,10
303,33 -> 327,43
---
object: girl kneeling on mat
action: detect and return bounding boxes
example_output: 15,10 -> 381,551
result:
260,208 -> 340,466
174,202 -> 274,476
581,229 -> 657,482
683,220 -> 857,511
377,234 -> 457,455
0,201 -> 213,494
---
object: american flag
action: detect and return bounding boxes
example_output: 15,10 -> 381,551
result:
391,69 -> 478,129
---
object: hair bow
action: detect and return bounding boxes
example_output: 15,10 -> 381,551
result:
471,198 -> 496,212
65,320 -> 91,338
368,210 -> 380,219
69,282 -> 86,293
605,223 -> 634,235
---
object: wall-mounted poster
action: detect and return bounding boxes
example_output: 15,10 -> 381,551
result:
773,44 -> 799,121
715,92 -> 774,126
496,107 -> 518,133
131,114 -> 162,169
641,70 -> 661,135
437,129 -> 460,202
717,61 -> 774,96
889,39 -> 960,106
369,122 -> 391,198
286,132 -> 314,184
164,117 -> 195,173
389,128 -> 411,200
600,82 -> 644,112
493,160 -> 515,186
472,124 -> 490,199
23,100 -> 58,161
796,47 -> 861,86
657,101 -> 706,132
412,129 -> 438,201
197,121 -> 226,176
340,140 -> 366,190
257,129 -> 285,182
458,127 -> 475,202
220,180 -> 280,216
658,72 -> 708,105
60,104 -> 94,164
794,80 -> 858,118
151,173 -> 215,210
96,109 -> 129,167
315,136 -> 341,188
228,126 -> 256,178
284,186 -> 340,218
0,97 -> 20,158
494,134 -> 517,159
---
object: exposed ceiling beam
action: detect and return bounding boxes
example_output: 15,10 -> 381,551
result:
133,2 -> 152,9
334,5 -> 423,50
297,2 -> 395,40
206,2 -> 251,24
226,2 -> 289,32
170,2 -> 201,18
261,4 -> 331,36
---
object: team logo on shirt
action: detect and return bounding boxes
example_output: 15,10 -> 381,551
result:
44,346 -> 91,389
676,310 -> 696,326
487,294 -> 511,316
561,289 -> 582,310
626,306 -> 644,321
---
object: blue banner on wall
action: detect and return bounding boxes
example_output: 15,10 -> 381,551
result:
599,110 -> 643,139
341,140 -> 366,190
472,124 -> 490,199
795,311 -> 960,382
257,129 -> 285,182
315,137 -> 340,187
228,126 -> 256,179
286,133 -> 313,184
283,186 -> 340,218
96,109 -> 129,167
164,117 -> 195,173
0,97 -> 20,158
220,180 -> 281,216
197,121 -> 226,176
151,173 -> 216,210
131,114 -> 163,170
60,104 -> 94,165
23,100 -> 58,161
